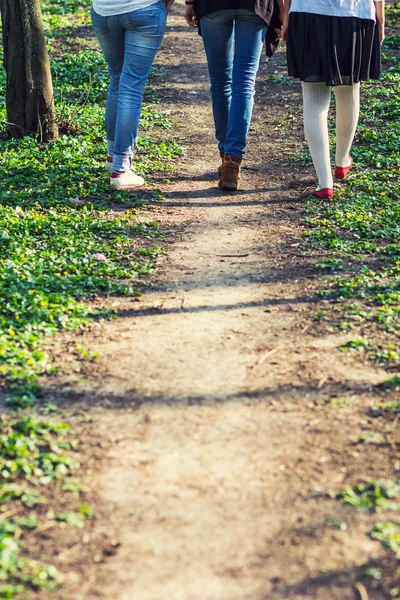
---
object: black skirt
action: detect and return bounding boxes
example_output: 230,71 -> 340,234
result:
287,13 -> 381,86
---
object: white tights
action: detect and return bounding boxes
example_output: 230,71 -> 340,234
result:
302,82 -> 361,190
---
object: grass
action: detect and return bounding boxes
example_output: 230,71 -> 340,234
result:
335,480 -> 400,513
0,0 -> 182,596
370,522 -> 400,556
369,399 -> 400,417
298,10 -> 400,592
300,20 -> 400,367
0,2 -> 183,407
0,416 -> 88,598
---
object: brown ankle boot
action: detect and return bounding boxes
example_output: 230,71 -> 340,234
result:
218,151 -> 224,176
218,154 -> 242,191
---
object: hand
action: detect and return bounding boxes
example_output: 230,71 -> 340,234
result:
274,26 -> 283,42
184,5 -> 198,28
165,0 -> 174,12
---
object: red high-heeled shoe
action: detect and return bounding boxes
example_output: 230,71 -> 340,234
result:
313,188 -> 334,200
335,156 -> 353,180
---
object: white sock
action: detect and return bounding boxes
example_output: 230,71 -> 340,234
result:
334,83 -> 360,167
302,82 -> 333,190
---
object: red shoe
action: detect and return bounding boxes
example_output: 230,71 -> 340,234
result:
313,188 -> 334,200
335,156 -> 353,180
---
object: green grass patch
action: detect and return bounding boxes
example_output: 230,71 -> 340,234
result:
302,32 -> 400,367
41,0 -> 90,15
370,521 -> 400,555
0,3 -> 183,405
0,2 -> 182,597
386,2 -> 400,28
0,417 -> 78,483
335,480 -> 400,512
369,400 -> 400,417
0,416 -> 89,598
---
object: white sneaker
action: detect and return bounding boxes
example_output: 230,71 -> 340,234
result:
110,171 -> 145,189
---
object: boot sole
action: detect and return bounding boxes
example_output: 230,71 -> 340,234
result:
219,182 -> 238,191
111,180 -> 145,189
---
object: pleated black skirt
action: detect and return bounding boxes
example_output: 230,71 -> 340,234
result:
287,13 -> 381,86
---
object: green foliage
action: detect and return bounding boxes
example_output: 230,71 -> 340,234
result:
0,417 -> 77,484
0,2 -> 182,594
0,517 -> 39,536
0,486 -> 42,508
303,36 -> 400,367
61,478 -> 89,494
380,375 -> 400,390
0,2 -> 183,405
340,338 -> 371,352
51,51 -> 109,103
318,396 -> 348,408
0,537 -> 58,599
386,2 -> 400,28
266,74 -> 293,85
55,511 -> 85,527
0,141 -> 162,403
370,522 -> 400,555
336,480 -> 400,512
369,400 -> 400,417
41,0 -> 90,15
55,503 -> 93,527
315,257 -> 344,271
0,416 -> 82,597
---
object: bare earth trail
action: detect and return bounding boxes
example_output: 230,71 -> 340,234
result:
56,6 -> 397,599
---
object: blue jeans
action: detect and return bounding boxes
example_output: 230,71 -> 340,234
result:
200,10 -> 267,158
91,1 -> 167,172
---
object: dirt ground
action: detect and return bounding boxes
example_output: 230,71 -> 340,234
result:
40,4 -> 400,599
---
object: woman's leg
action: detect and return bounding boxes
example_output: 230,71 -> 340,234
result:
224,10 -> 266,158
200,11 -> 235,155
112,2 -> 167,172
334,83 -> 360,167
302,82 -> 333,190
91,9 -> 124,160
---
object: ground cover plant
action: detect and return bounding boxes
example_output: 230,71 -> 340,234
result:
295,6 -> 400,594
0,1 -> 182,408
0,1 -> 182,596
302,24 -> 400,367
0,414 -> 91,599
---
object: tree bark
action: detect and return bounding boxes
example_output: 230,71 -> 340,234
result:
1,0 -> 58,141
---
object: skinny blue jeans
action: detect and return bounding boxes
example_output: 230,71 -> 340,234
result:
91,1 -> 167,172
200,10 -> 267,158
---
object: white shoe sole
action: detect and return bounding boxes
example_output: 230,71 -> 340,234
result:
110,176 -> 145,189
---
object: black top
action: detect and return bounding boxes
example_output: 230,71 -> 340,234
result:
193,0 -> 274,25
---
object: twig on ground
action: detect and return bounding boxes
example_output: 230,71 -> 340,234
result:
32,521 -> 57,536
355,582 -> 369,600
258,348 -> 277,365
317,375 -> 329,389
0,508 -> 21,520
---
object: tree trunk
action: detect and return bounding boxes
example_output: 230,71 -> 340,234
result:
1,0 -> 58,141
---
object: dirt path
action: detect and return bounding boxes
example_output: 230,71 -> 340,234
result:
54,6 -> 397,599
